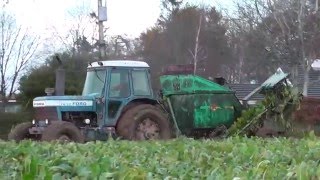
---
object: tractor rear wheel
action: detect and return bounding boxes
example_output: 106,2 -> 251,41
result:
41,121 -> 84,143
8,122 -> 37,142
116,104 -> 173,140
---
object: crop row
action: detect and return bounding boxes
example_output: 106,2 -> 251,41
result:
0,135 -> 320,179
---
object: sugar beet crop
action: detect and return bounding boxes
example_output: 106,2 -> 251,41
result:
1,135 -> 320,179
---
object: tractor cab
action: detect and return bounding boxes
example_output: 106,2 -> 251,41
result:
82,60 -> 156,127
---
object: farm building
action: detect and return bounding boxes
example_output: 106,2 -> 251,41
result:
0,94 -> 22,113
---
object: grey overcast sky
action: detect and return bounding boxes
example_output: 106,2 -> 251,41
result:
2,0 -> 234,54
5,0 -> 233,37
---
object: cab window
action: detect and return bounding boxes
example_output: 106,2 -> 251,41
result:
109,69 -> 130,98
132,70 -> 151,96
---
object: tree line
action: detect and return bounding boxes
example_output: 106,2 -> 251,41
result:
1,0 -> 320,109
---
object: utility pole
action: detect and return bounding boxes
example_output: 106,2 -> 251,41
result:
98,0 -> 107,60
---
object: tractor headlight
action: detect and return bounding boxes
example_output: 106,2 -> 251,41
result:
45,119 -> 49,125
32,120 -> 36,125
84,119 -> 91,124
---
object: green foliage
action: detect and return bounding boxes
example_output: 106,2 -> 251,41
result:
19,66 -> 56,108
1,137 -> 320,179
18,52 -> 90,108
228,84 -> 302,136
228,104 -> 266,136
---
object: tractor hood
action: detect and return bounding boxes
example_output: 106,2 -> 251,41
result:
33,95 -> 96,111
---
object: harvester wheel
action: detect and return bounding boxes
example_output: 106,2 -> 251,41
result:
209,125 -> 227,138
41,121 -> 84,143
8,122 -> 36,142
116,104 -> 173,140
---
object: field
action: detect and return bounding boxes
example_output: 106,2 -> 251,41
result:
1,135 -> 320,179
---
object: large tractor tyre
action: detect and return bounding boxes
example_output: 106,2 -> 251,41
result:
116,104 -> 173,140
8,122 -> 34,142
209,125 -> 228,139
41,121 -> 84,143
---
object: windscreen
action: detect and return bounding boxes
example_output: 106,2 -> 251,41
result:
82,69 -> 107,96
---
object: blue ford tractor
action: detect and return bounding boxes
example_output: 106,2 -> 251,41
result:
8,60 -> 174,142
9,60 -> 290,142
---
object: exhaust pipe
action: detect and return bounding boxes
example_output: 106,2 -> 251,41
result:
54,55 -> 65,96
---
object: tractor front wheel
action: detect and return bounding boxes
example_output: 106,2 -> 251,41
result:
116,104 -> 173,140
8,122 -> 38,142
41,121 -> 84,143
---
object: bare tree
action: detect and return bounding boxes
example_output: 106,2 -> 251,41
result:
297,0 -> 309,96
219,0 -> 264,82
188,13 -> 207,75
50,1 -> 98,55
226,0 -> 320,90
68,3 -> 98,55
0,8 -> 40,111
104,35 -> 138,59
266,0 -> 317,95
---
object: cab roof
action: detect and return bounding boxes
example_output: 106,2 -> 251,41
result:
88,60 -> 149,68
